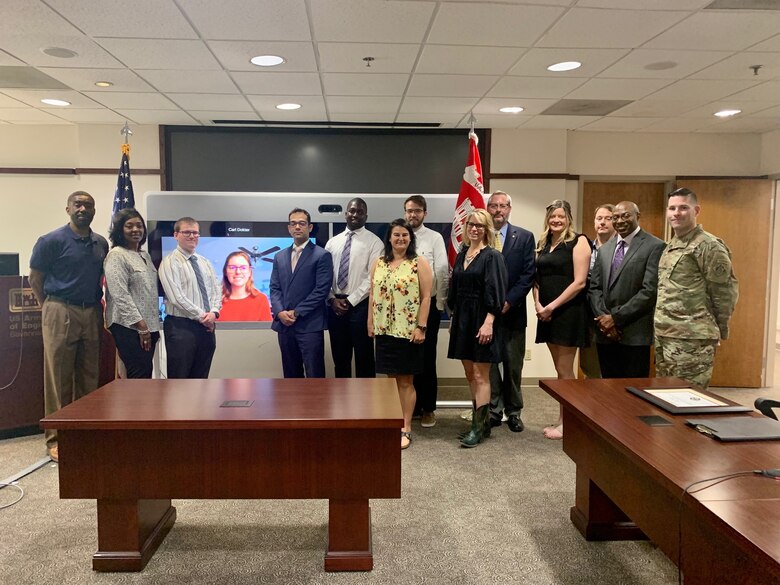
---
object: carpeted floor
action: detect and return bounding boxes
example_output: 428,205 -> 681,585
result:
1,382 -> 773,585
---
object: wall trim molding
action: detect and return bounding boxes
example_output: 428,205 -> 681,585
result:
489,172 -> 580,180
0,167 -> 161,176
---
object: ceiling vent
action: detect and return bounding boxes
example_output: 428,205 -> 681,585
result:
540,99 -> 633,117
705,0 -> 780,9
0,66 -> 70,90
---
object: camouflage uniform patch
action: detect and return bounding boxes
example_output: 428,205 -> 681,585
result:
655,336 -> 717,389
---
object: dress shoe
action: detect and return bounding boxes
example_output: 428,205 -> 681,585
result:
489,417 -> 502,428
507,415 -> 524,433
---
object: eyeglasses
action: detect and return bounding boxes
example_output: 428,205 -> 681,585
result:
611,212 -> 634,222
465,222 -> 487,231
405,208 -> 425,215
487,203 -> 510,210
177,230 -> 200,238
226,265 -> 250,272
288,221 -> 309,227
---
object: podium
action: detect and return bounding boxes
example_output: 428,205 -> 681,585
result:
0,276 -> 116,440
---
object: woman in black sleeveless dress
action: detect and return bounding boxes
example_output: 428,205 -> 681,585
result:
533,200 -> 591,440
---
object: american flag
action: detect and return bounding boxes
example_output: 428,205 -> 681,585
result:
112,143 -> 135,216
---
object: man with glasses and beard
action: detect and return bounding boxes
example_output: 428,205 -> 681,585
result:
159,217 -> 221,379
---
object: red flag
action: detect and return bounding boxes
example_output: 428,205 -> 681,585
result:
448,131 -> 485,267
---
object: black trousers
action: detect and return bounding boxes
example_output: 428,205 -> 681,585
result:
109,324 -> 159,379
413,297 -> 441,413
596,342 -> 651,378
163,315 -> 217,379
327,298 -> 375,378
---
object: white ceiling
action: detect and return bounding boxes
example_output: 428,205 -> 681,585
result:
1,0 -> 780,133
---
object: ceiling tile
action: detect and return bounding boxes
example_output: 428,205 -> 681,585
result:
682,100 -> 778,118
640,117 -> 717,133
1,89 -> 102,109
0,0 -> 82,36
179,0 -> 311,41
38,68 -> 156,92
322,73 -> 409,96
488,76 -> 586,99
429,3 -> 564,47
310,0 -> 434,43
462,114 -> 526,129
599,49 -> 733,79
726,81 -> 780,101
41,108 -> 127,123
247,95 -> 326,117
579,117 -> 658,131
696,116 -> 780,133
330,113 -> 397,123
209,41 -> 317,72
95,39 -> 222,70
0,50 -> 24,66
400,96 -> 478,114
136,70 -> 238,93
407,75 -> 498,97
644,12 -> 780,51
508,48 -> 629,77
0,107 -> 70,122
644,79 -> 761,101
318,43 -> 420,73
689,52 -> 780,80
577,0 -> 709,8
566,78 -> 673,100
416,45 -> 526,75
2,34 -> 126,68
749,33 -> 780,52
327,96 -> 401,114
395,112 -> 465,126
195,112 -> 261,125
538,8 -> 687,48
0,93 -> 27,108
167,94 -> 252,111
474,97 -> 557,116
116,109 -> 198,125
83,92 -> 181,110
46,0 -> 197,39
749,104 -> 780,118
232,72 -> 322,95
608,99 -> 708,117
521,115 -> 599,129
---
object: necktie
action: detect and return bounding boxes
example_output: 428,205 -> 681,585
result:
494,230 -> 503,252
337,231 -> 354,291
609,240 -> 626,285
291,245 -> 302,271
188,255 -> 210,312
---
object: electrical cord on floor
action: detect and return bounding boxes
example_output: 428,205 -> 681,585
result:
0,483 -> 25,510
677,470 -> 780,585
0,275 -> 26,391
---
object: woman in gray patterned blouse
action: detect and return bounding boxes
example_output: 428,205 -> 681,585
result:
105,208 -> 160,378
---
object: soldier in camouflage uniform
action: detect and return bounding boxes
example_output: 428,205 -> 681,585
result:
654,188 -> 738,389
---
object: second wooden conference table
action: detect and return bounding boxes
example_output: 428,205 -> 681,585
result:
41,377 -> 402,572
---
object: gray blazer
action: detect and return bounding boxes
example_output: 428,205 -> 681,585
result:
588,229 -> 665,346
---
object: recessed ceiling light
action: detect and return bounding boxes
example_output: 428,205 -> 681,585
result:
41,47 -> 78,59
41,98 -> 70,106
276,103 -> 301,110
250,55 -> 285,67
547,61 -> 581,72
714,109 -> 741,118
499,106 -> 524,114
94,81 -> 113,88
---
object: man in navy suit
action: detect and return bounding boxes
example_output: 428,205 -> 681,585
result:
270,208 -> 333,378
487,191 -> 536,432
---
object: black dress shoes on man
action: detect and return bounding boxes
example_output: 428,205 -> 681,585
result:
489,417 -> 502,428
506,415 -> 524,433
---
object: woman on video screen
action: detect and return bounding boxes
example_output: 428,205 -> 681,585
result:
219,250 -> 272,322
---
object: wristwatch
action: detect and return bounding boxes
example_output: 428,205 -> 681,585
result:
213,311 -> 220,319
416,325 -> 427,332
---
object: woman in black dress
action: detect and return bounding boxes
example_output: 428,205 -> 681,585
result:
533,200 -> 591,440
448,209 -> 508,448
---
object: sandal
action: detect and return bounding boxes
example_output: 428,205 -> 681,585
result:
401,431 -> 412,450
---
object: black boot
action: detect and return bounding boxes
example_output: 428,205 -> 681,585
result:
460,405 -> 488,448
458,400 -> 477,440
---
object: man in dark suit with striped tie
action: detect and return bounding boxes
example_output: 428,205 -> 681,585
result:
487,191 -> 536,432
270,208 -> 333,378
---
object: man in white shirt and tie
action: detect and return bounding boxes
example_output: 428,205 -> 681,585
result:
159,217 -> 221,379
325,198 -> 383,378
403,195 -> 448,428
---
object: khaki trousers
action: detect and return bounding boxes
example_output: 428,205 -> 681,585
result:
42,299 -> 102,448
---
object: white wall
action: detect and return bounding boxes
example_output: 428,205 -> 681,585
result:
762,129 -> 780,176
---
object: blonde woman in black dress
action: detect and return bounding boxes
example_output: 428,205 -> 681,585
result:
533,200 -> 591,440
448,208 -> 508,448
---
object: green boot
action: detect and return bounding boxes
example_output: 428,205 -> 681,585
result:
460,404 -> 488,448
457,400 -> 477,440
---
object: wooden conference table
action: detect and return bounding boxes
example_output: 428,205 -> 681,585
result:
40,378 -> 402,572
540,377 -> 780,585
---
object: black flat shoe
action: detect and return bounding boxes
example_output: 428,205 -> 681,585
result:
507,415 -> 524,433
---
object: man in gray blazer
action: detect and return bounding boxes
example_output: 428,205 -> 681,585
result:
588,201 -> 665,378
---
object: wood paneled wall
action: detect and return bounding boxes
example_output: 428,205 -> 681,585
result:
582,182 -> 666,239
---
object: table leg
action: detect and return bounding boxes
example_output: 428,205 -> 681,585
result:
324,499 -> 373,571
571,467 -> 647,541
93,499 -> 176,572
